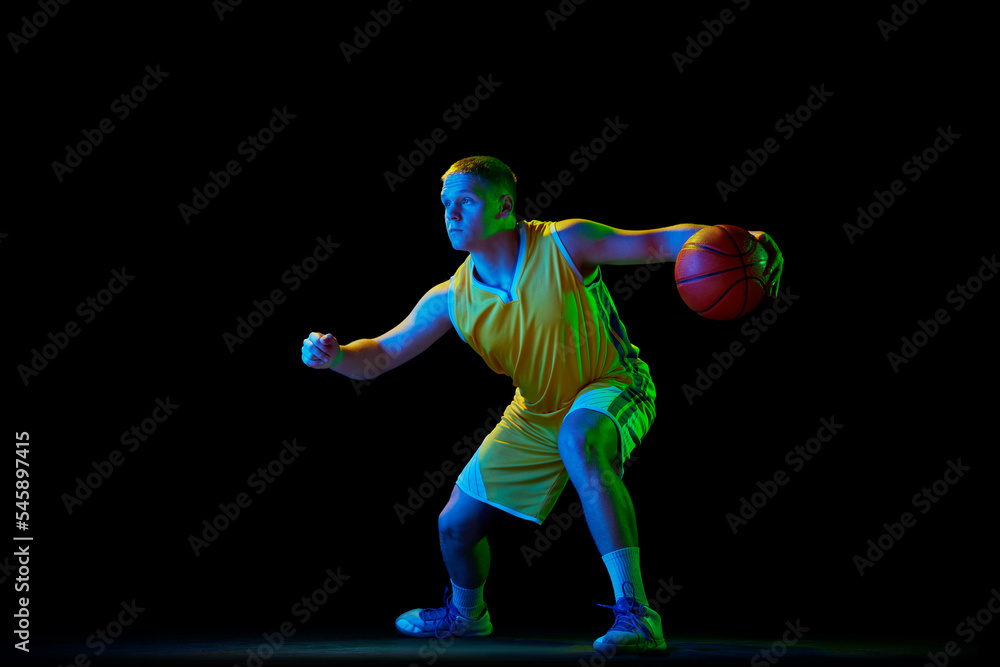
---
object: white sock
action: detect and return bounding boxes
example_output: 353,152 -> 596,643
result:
450,580 -> 486,619
602,546 -> 648,605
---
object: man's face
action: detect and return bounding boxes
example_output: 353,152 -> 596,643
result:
440,173 -> 508,251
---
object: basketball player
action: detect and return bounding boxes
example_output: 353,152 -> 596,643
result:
300,156 -> 783,654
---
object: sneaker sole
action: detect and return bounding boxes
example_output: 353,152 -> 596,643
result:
395,618 -> 493,638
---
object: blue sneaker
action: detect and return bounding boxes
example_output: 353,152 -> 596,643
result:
395,586 -> 492,638
592,581 -> 667,655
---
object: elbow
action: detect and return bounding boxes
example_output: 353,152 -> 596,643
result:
338,339 -> 385,382
342,364 -> 382,382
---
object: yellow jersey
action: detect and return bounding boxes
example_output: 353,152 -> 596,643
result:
448,220 -> 654,416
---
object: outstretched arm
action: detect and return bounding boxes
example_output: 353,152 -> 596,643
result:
553,219 -> 782,297
301,280 -> 453,380
553,219 -> 705,268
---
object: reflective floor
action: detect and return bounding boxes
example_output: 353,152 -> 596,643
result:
29,631 -> 964,666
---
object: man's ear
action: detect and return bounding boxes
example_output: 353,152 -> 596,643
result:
498,194 -> 513,218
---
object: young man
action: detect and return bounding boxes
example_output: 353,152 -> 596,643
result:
301,156 -> 783,654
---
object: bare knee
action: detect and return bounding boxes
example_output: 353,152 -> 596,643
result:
438,487 -> 489,547
558,410 -> 621,482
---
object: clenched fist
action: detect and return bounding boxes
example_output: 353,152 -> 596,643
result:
301,332 -> 340,369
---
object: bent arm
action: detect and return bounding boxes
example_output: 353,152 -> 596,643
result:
553,219 -> 706,276
331,280 -> 453,381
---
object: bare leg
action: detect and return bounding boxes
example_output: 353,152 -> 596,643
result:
557,408 -> 637,555
438,485 -> 509,588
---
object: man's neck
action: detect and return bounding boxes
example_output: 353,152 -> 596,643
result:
470,225 -> 519,291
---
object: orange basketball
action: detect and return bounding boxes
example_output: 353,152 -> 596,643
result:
674,225 -> 768,320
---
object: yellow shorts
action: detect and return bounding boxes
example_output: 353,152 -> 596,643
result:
455,380 -> 656,524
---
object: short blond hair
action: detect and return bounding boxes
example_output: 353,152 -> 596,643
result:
440,156 -> 517,209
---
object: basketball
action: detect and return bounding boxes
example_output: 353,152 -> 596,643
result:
674,225 -> 768,321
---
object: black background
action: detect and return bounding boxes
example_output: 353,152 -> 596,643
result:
5,0 -> 995,663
